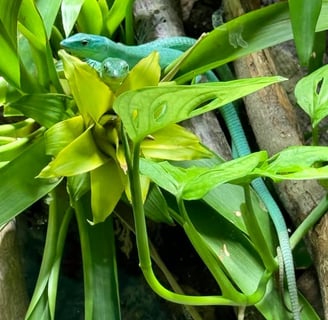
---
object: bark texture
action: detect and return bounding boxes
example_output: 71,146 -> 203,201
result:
133,0 -> 232,160
0,220 -> 28,320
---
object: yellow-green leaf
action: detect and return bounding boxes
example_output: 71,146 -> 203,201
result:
59,50 -> 114,125
116,51 -> 161,95
38,126 -> 108,178
44,115 -> 85,156
141,124 -> 212,160
77,0 -> 103,34
90,160 -> 126,223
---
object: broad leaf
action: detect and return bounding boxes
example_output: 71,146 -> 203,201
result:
258,146 -> 328,180
140,152 -> 267,200
295,64 -> 328,128
73,195 -> 121,320
144,185 -> 174,224
114,77 -> 284,142
141,146 -> 328,200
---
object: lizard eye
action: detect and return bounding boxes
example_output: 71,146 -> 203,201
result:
81,39 -> 89,46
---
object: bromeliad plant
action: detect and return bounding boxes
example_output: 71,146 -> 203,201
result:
1,0 -> 328,319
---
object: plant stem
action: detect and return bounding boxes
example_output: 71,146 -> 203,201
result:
290,194 -> 328,249
312,124 -> 320,146
73,195 -> 94,320
122,129 -> 268,306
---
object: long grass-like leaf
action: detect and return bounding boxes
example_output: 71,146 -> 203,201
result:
73,194 -> 121,320
61,0 -> 85,37
25,184 -> 70,319
289,0 -> 322,66
104,0 -> 134,36
171,1 -> 328,83
35,0 -> 62,38
19,0 -> 62,92
0,137 -> 61,226
0,21 -> 20,88
7,93 -> 73,128
77,0 -> 103,34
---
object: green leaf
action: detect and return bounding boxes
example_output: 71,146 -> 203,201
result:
171,1 -> 328,83
186,201 -> 266,294
18,0 -> 62,92
0,130 -> 42,162
73,195 -> 121,320
7,93 -> 73,128
295,64 -> 328,128
114,77 -> 284,142
61,0 -> 85,37
59,50 -> 114,125
44,116 -> 85,156
0,0 -> 21,88
289,0 -> 322,66
25,185 -> 71,320
116,51 -> 161,94
0,137 -> 61,226
67,173 -> 90,202
104,0 -> 134,36
0,0 -> 22,41
0,21 -> 20,88
0,118 -> 36,138
140,152 -> 267,200
258,146 -> 328,181
144,185 -> 174,224
77,0 -> 103,35
141,146 -> 328,200
88,216 -> 121,319
90,160 -> 126,224
35,0 -> 62,38
184,191 -> 319,319
141,124 -> 212,160
39,126 -> 109,178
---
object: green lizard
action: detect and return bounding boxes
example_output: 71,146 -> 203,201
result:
86,57 -> 129,90
61,33 -> 301,320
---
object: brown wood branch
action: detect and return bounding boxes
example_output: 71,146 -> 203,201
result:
0,221 -> 28,320
223,0 -> 328,318
133,0 -> 232,159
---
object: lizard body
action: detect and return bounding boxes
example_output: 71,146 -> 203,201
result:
60,33 -> 195,68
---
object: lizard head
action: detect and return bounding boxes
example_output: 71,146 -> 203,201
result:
60,33 -> 109,61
